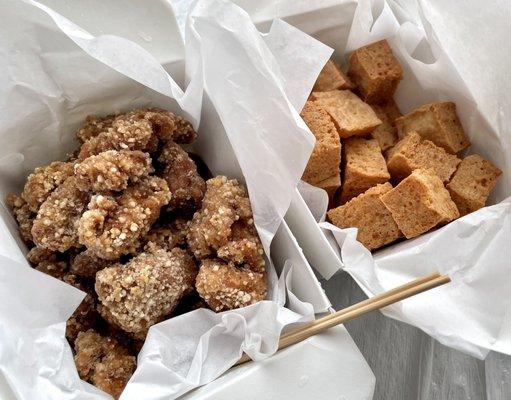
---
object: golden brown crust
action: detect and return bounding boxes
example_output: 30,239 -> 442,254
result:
31,177 -> 90,252
74,329 -> 136,399
158,141 -> 206,214
71,249 -> 117,279
95,247 -> 197,336
74,150 -> 153,192
78,176 -> 171,259
21,161 -> 75,212
143,218 -> 189,252
6,194 -> 35,244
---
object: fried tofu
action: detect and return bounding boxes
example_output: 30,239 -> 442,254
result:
328,183 -> 402,250
316,174 -> 341,203
348,40 -> 403,104
340,138 -> 390,203
313,60 -> 355,92
386,132 -> 461,182
395,102 -> 470,154
446,154 -> 502,216
370,100 -> 402,151
311,90 -> 381,138
300,101 -> 341,185
380,168 -> 459,238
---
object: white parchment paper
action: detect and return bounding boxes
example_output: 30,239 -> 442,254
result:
0,0 -> 333,398
296,0 -> 511,359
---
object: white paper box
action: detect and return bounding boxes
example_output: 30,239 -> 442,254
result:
0,0 -> 375,399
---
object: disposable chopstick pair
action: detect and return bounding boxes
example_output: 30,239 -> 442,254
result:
235,272 -> 450,366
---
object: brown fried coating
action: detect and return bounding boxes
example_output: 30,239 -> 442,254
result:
143,218 -> 189,252
21,161 -> 74,212
77,108 -> 196,161
74,329 -> 136,399
31,177 -> 90,252
195,259 -> 267,312
187,176 -> 267,311
158,141 -> 205,214
78,176 -> 171,259
187,176 -> 254,260
95,247 -> 197,336
74,150 -> 153,192
71,249 -> 116,279
76,114 -> 118,143
6,194 -> 35,244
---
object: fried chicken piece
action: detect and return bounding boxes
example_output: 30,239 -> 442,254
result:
78,176 -> 171,259
71,249 -> 117,279
27,247 -> 69,280
143,218 -> 188,252
31,177 -> 90,252
76,114 -> 118,143
95,247 -> 197,336
195,259 -> 267,312
6,194 -> 35,244
21,161 -> 74,212
74,150 -> 153,192
187,176 -> 254,260
158,141 -> 205,214
74,329 -> 136,399
77,109 -> 196,161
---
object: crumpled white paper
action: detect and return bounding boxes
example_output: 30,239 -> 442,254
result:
0,0 -> 333,399
297,0 -> 511,359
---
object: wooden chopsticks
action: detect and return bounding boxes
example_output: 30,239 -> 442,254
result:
235,272 -> 450,366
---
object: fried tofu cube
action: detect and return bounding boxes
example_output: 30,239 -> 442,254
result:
380,168 -> 460,238
316,174 -> 341,203
340,138 -> 390,203
311,90 -> 381,138
327,183 -> 402,250
347,40 -> 403,104
370,100 -> 402,151
446,154 -> 502,216
313,60 -> 355,92
300,101 -> 341,185
395,102 -> 470,153
386,132 -> 461,182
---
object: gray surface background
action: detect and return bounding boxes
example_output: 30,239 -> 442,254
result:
324,273 -> 511,400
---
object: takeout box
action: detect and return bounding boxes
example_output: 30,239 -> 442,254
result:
0,0 -> 379,399
253,0 -> 511,360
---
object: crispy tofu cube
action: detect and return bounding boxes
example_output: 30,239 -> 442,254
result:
313,60 -> 355,92
316,174 -> 341,203
311,90 -> 381,138
300,101 -> 341,184
446,154 -> 502,216
386,132 -> 461,182
395,102 -> 470,153
380,169 -> 460,238
370,100 -> 402,151
327,183 -> 402,250
347,40 -> 403,104
340,138 -> 390,203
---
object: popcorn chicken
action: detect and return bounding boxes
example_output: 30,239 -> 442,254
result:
380,168 -> 460,239
78,176 -> 170,259
311,90 -> 381,137
21,161 -> 74,212
74,150 -> 153,192
76,114 -> 118,143
143,218 -> 189,252
340,138 -> 390,203
95,247 -> 197,336
446,154 -> 502,216
32,177 -> 90,252
386,132 -> 461,182
6,194 -> 35,244
71,249 -> 116,279
158,141 -> 206,214
395,102 -> 470,153
74,329 -> 136,399
370,100 -> 402,151
313,60 -> 355,92
348,40 -> 403,104
328,183 -> 402,250
300,101 -> 341,185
